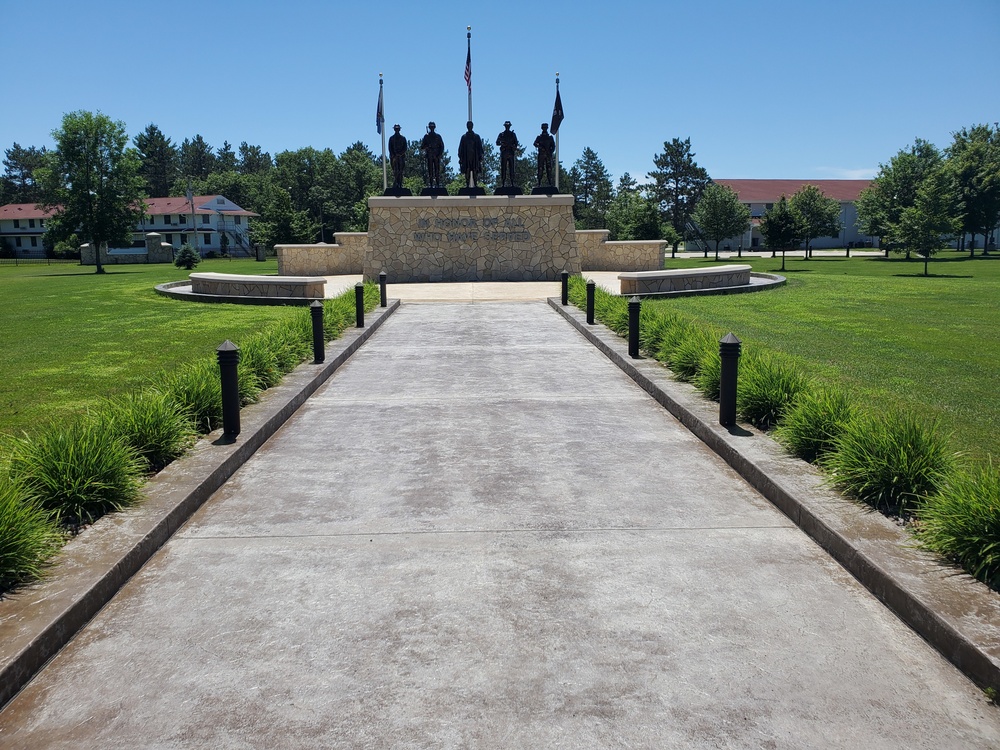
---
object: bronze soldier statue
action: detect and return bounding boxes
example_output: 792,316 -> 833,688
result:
496,121 -> 520,188
420,122 -> 444,188
388,124 -> 406,189
534,123 -> 555,187
458,121 -> 484,188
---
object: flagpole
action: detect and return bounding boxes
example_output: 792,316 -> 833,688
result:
466,27 -> 473,122
554,73 -> 560,190
379,74 -> 387,191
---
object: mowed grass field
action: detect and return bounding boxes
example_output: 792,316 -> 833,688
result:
657,251 -> 1000,461
0,259 -> 305,437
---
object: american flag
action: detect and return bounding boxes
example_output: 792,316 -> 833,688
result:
464,42 -> 472,92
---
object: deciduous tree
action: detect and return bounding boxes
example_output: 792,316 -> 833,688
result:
36,111 -> 145,274
946,123 -> 1000,256
692,183 -> 751,260
790,184 -> 841,258
759,196 -> 800,270
890,167 -> 960,276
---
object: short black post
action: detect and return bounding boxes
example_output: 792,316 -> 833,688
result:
586,280 -> 596,325
378,271 -> 387,307
719,333 -> 742,427
217,340 -> 241,437
310,300 -> 325,364
560,270 -> 569,306
628,296 -> 641,358
355,282 -> 365,328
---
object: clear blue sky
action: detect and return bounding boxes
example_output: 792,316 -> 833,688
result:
4,0 -> 998,185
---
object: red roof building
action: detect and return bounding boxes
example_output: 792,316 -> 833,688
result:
699,179 -> 876,251
0,195 -> 258,257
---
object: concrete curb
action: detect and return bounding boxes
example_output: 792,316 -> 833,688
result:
548,296 -> 1000,693
0,300 -> 400,710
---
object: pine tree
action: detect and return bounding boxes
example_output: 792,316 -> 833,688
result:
648,137 -> 710,255
133,124 -> 177,198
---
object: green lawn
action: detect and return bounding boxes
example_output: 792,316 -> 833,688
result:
655,251 -> 1000,460
0,259 -> 305,437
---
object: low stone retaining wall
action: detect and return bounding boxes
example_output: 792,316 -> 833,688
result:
578,230 -> 665,271
189,272 -> 326,298
276,232 -> 366,276
619,264 -> 752,295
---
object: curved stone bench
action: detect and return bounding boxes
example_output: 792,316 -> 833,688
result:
189,272 -> 326,299
619,265 -> 752,295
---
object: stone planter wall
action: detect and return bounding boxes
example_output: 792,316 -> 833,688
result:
577,230 -> 665,271
276,234 -> 365,276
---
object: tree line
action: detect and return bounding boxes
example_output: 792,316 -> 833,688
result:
3,112 -> 997,272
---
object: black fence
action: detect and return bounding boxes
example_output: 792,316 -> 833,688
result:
0,256 -> 80,266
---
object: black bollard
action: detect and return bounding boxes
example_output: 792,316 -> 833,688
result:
217,340 -> 241,437
355,282 -> 365,328
379,271 -> 387,308
561,270 -> 569,306
719,332 -> 742,427
310,300 -> 325,364
586,280 -> 596,325
628,296 -> 641,358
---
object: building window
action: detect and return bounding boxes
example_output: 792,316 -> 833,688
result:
28,219 -> 35,228
30,237 -> 38,247
165,234 -> 173,243
12,219 -> 19,228
179,214 -> 186,224
204,233 -> 211,245
15,237 -> 22,247
180,234 -> 187,245
766,203 -> 774,210
201,215 -> 210,224
234,216 -> 241,225
39,219 -> 44,227
163,215 -> 171,225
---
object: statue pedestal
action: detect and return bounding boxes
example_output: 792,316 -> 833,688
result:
457,186 -> 487,196
383,187 -> 412,197
420,187 -> 448,197
366,194 -> 580,282
494,186 -> 524,196
531,186 -> 559,195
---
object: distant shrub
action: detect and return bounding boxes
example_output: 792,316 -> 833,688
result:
174,244 -> 200,270
8,418 -> 144,526
737,350 -> 810,429
0,475 -> 63,592
917,461 -> 1000,588
100,389 -> 197,472
821,410 -> 955,514
204,250 -> 219,259
774,388 -> 854,463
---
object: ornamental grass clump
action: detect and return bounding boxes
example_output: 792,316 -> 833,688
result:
100,389 -> 197,472
695,348 -> 723,401
917,461 -> 1000,589
8,418 -> 144,526
670,327 -> 719,383
163,360 -> 223,434
774,388 -> 854,463
736,350 -> 810,429
0,475 -> 63,592
821,410 -> 955,515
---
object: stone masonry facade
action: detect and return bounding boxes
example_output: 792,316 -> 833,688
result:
365,195 -> 580,282
576,230 -> 666,271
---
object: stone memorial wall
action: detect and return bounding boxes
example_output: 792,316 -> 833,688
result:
364,195 -> 580,282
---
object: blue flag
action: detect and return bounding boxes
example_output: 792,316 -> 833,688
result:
376,85 -> 384,135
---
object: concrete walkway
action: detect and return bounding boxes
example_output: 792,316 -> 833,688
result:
1,302 -> 998,748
